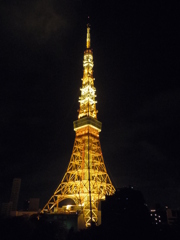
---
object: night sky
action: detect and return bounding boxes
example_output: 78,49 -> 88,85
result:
0,1 -> 180,210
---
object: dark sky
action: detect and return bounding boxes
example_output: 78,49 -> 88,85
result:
0,0 -> 180,210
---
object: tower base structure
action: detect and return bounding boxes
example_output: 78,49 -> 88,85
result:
42,117 -> 115,227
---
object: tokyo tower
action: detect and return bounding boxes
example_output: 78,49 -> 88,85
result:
41,24 -> 115,227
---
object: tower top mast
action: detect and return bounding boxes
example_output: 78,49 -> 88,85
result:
86,23 -> 91,49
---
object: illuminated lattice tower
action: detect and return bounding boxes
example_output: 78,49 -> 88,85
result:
42,24 -> 115,227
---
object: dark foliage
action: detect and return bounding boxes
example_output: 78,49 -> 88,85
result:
0,214 -> 180,240
0,215 -> 68,240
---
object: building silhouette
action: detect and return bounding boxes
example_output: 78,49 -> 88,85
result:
101,187 -> 150,228
0,178 -> 21,217
29,198 -> 40,211
10,178 -> 21,211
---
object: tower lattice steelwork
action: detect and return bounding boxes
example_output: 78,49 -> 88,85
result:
42,24 -> 115,227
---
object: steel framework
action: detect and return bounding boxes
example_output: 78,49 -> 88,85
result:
41,24 -> 115,227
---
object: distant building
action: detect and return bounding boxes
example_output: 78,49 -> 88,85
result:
0,202 -> 12,217
29,198 -> 40,211
150,206 -> 180,226
10,210 -> 38,217
1,178 -> 21,217
10,178 -> 21,211
166,208 -> 180,226
23,199 -> 30,211
23,198 -> 40,212
150,209 -> 166,225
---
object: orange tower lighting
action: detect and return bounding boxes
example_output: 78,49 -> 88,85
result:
41,24 -> 115,227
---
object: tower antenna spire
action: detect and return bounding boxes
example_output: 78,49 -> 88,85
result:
86,19 -> 91,49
